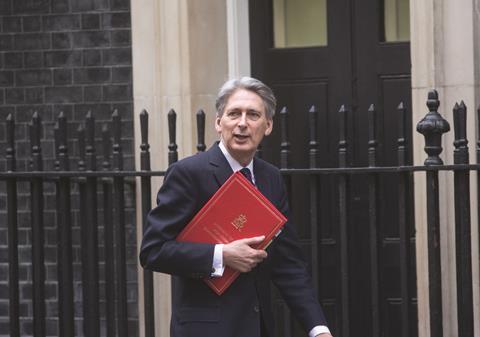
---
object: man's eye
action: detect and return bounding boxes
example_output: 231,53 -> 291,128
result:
247,112 -> 261,120
227,111 -> 241,118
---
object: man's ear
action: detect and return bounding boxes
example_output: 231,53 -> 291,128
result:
264,119 -> 273,136
215,117 -> 222,133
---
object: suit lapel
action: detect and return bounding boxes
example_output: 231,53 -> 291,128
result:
253,158 -> 272,201
208,142 -> 233,188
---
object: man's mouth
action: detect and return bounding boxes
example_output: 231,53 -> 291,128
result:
234,134 -> 249,140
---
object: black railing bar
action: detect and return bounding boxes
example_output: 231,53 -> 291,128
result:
0,171 -> 167,178
281,164 -> 480,174
3,163 -> 480,179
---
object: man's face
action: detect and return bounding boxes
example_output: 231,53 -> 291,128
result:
215,89 -> 273,166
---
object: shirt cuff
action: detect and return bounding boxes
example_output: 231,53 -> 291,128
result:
211,244 -> 225,277
308,325 -> 331,337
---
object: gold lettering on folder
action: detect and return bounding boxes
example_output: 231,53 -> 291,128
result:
231,214 -> 247,231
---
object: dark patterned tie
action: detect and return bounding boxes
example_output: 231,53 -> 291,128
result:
240,167 -> 254,186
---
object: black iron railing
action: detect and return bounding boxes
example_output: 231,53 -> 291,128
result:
0,89 -> 477,337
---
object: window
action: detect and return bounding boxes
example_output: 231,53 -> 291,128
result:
382,0 -> 410,42
273,0 -> 328,48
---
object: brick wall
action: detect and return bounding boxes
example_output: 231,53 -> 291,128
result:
0,0 -> 137,336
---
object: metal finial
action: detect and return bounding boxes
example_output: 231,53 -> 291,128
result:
416,89 -> 450,165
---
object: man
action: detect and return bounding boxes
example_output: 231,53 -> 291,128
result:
140,77 -> 333,337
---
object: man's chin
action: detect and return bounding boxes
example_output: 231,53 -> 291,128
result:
229,146 -> 256,162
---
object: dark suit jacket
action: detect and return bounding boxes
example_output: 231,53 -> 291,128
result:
140,143 -> 327,337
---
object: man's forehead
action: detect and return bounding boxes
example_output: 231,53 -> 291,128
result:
225,89 -> 265,110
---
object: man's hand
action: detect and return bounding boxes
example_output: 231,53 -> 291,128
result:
223,236 -> 267,272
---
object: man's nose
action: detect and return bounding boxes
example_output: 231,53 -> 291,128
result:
238,112 -> 247,126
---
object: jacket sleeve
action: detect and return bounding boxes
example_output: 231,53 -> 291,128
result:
269,170 -> 328,331
139,162 -> 215,279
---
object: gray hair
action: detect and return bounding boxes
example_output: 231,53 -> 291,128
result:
215,77 -> 276,119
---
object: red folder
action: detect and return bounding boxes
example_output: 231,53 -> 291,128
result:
176,171 -> 287,295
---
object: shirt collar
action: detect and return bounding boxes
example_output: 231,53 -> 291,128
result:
219,140 -> 255,183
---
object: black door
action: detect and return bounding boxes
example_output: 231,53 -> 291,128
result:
249,0 -> 416,336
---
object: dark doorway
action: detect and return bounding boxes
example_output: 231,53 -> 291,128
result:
249,0 -> 416,336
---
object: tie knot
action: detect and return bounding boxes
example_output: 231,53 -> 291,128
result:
240,167 -> 254,185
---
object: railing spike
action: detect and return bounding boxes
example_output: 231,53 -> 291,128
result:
54,122 -> 60,171
168,109 -> 178,165
57,112 -> 69,171
30,111 -> 43,171
397,102 -> 407,166
6,113 -> 16,172
102,124 -> 111,171
453,101 -> 468,158
308,105 -> 318,169
85,111 -> 96,171
140,110 -> 149,149
196,109 -> 206,152
112,110 -> 123,171
280,106 -> 290,169
77,124 -> 86,171
338,104 -> 348,168
368,104 -> 377,167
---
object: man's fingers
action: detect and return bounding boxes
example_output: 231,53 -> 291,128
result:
242,235 -> 265,246
223,236 -> 268,273
253,250 -> 267,260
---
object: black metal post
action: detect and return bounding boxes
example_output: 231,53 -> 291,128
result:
338,104 -> 350,337
397,102 -> 411,337
82,111 -> 100,337
279,105 -> 292,337
29,112 -> 46,337
416,89 -> 450,337
168,109 -> 178,164
452,102 -> 474,337
102,124 -> 116,337
367,104 -> 380,337
196,109 -> 206,152
308,105 -> 319,294
112,110 -> 128,337
55,112 -> 75,337
140,110 -> 156,337
6,114 -> 20,337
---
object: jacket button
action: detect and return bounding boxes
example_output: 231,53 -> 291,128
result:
254,305 -> 260,313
